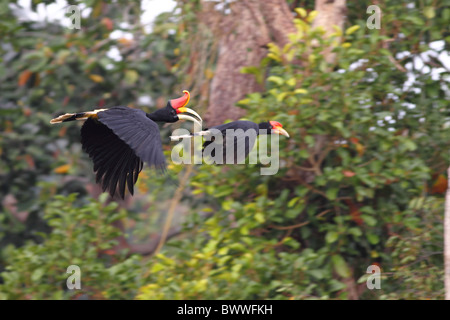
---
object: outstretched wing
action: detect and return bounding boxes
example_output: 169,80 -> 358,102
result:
81,107 -> 166,198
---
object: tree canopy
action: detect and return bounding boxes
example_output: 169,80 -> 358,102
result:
0,0 -> 449,300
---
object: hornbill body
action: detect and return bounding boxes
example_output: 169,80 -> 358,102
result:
50,91 -> 201,199
171,120 -> 289,164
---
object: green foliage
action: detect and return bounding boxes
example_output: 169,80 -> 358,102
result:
0,0 -> 448,300
0,0 -> 182,261
379,195 -> 445,299
0,0 -> 180,209
0,194 -> 144,299
137,5 -> 449,299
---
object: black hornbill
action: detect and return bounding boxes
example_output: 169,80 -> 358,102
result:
171,120 -> 289,164
50,91 -> 201,199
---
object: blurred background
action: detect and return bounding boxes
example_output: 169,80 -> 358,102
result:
0,0 -> 449,300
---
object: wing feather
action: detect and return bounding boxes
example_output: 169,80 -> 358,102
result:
98,107 -> 166,171
81,114 -> 149,198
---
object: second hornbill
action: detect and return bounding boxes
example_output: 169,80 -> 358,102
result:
171,120 -> 289,164
50,90 -> 201,199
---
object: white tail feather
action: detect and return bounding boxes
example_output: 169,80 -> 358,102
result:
50,109 -> 107,124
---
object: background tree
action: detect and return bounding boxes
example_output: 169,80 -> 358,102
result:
0,0 -> 449,300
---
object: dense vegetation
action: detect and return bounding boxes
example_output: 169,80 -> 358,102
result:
0,0 -> 449,299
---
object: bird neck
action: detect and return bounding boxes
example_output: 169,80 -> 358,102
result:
146,104 -> 176,123
258,121 -> 272,135
146,112 -> 159,122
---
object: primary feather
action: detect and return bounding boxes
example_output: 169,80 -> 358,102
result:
80,107 -> 166,198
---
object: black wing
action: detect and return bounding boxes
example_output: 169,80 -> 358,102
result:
81,107 -> 166,198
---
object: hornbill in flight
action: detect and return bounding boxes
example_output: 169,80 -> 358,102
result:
50,91 -> 201,199
171,120 -> 289,164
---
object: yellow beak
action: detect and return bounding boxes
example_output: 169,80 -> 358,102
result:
273,127 -> 290,138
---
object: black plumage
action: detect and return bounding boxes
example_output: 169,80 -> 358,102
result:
202,121 -> 274,164
51,90 -> 200,199
81,107 -> 166,199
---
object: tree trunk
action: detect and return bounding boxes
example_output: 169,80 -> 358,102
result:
204,0 -> 295,126
312,0 -> 347,63
445,166 -> 450,299
203,0 -> 347,125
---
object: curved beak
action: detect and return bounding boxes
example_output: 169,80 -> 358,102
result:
176,107 -> 202,122
177,114 -> 202,128
273,127 -> 290,138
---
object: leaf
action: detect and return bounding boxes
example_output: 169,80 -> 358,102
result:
331,25 -> 343,37
354,142 -> 365,156
267,53 -> 282,62
118,38 -> 133,46
332,254 -> 351,278
54,164 -> 70,174
151,263 -> 165,273
403,140 -> 417,151
306,10 -> 318,22
204,68 -> 214,79
345,25 -> 360,35
267,76 -> 284,85
254,213 -> 265,223
124,70 -> 139,85
240,66 -> 259,75
343,170 -> 356,177
89,74 -> 104,83
361,214 -> 377,227
326,188 -> 339,200
294,88 -> 308,94
423,6 -> 435,19
299,149 -> 309,159
102,17 -> 114,30
193,279 -> 208,292
348,227 -> 362,237
18,70 -> 32,86
431,174 -> 448,194
309,269 -> 325,280
329,279 -> 346,292
304,135 -> 314,146
237,98 -> 250,105
31,268 -> 45,282
295,8 -> 307,18
277,92 -> 289,101
287,197 -> 299,208
325,231 -> 339,244
367,233 -> 380,245
347,201 -> 363,226
286,78 -> 296,87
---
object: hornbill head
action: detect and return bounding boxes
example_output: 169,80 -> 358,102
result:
269,121 -> 290,137
259,121 -> 290,137
149,90 -> 202,127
